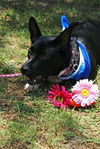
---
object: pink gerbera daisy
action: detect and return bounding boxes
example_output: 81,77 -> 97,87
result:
47,84 -> 72,109
71,79 -> 99,107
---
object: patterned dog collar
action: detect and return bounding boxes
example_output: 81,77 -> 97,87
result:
59,16 -> 91,80
59,38 -> 91,80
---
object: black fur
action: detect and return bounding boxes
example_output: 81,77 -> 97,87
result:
21,17 -> 100,85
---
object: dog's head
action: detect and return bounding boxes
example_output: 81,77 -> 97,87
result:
21,17 -> 75,80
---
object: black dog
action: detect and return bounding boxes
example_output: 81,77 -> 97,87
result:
21,17 -> 100,91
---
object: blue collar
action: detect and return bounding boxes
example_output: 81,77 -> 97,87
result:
59,16 -> 91,80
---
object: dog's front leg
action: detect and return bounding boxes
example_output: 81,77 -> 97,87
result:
24,80 -> 40,92
24,76 -> 48,92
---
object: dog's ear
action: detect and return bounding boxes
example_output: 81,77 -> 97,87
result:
54,23 -> 77,47
29,17 -> 42,44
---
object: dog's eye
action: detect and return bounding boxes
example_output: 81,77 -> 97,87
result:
40,54 -> 48,60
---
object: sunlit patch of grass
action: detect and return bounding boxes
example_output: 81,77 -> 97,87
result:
97,67 -> 100,87
37,107 -> 82,148
0,114 -> 11,147
0,35 -> 28,71
0,112 -> 36,148
9,119 -> 36,147
22,99 -> 85,148
0,96 -> 84,148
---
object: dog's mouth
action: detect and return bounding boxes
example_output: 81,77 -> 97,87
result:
28,76 -> 45,85
28,75 -> 63,84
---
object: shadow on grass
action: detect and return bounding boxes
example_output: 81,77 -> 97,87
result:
1,0 -> 100,35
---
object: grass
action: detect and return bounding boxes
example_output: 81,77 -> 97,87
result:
0,0 -> 100,148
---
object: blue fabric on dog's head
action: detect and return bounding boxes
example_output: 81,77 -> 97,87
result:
61,15 -> 69,30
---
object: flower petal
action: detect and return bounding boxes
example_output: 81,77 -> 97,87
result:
72,79 -> 99,107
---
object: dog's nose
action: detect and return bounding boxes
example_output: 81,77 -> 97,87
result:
21,66 -> 29,75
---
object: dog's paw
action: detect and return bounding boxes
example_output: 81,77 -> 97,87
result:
24,83 -> 40,92
24,83 -> 33,92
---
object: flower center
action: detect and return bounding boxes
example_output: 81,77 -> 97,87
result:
54,95 -> 63,102
81,88 -> 89,96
